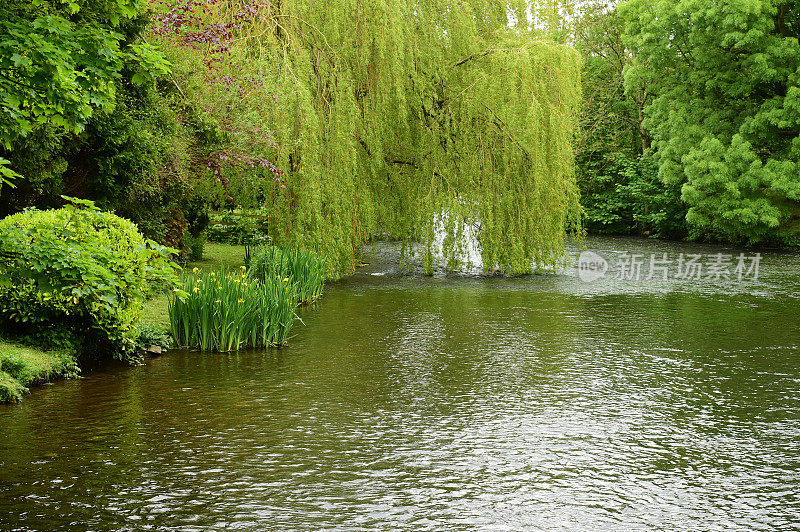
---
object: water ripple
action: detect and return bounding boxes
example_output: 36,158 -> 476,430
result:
1,236 -> 798,531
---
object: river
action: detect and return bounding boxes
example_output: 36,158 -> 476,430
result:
1,236 -> 799,530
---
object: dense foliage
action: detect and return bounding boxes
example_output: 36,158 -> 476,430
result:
0,199 -> 179,360
578,155 -> 686,237
0,0 -> 169,188
0,0 -> 168,142
573,2 -> 645,162
207,210 -> 269,245
150,0 -> 584,275
0,0 -> 214,256
621,0 -> 800,246
570,1 -> 687,239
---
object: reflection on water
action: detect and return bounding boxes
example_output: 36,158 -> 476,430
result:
1,236 -> 799,530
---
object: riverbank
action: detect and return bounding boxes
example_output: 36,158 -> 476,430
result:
0,340 -> 78,402
0,243 -> 246,403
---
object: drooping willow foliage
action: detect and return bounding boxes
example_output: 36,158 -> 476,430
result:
153,0 -> 582,275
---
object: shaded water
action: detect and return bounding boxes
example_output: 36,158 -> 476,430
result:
1,236 -> 799,531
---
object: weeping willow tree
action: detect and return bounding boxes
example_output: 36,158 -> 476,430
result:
152,0 -> 582,275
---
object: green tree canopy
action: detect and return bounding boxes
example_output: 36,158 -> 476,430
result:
621,0 -> 800,246
0,0 -> 169,184
569,1 -> 686,238
0,0 -> 169,144
155,0 -> 584,275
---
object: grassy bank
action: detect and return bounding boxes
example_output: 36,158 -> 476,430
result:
1,244 -> 245,404
0,340 -> 78,403
141,243 -> 246,330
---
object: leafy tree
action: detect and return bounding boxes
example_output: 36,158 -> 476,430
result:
621,0 -> 800,246
0,0 -> 206,253
0,157 -> 20,191
151,0 -> 584,275
570,1 -> 686,238
0,0 -> 168,150
573,1 -> 646,160
579,155 -> 687,237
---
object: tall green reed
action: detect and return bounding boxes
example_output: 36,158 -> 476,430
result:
247,246 -> 325,304
168,267 -> 299,351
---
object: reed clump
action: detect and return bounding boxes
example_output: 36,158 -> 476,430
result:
169,267 -> 299,351
247,246 -> 325,304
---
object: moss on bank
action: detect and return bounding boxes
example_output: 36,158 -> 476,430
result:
0,340 -> 79,403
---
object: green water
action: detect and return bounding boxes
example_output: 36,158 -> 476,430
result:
1,237 -> 799,530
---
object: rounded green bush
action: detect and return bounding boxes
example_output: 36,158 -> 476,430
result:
0,197 -> 179,360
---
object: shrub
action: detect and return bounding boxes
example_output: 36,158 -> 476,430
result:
248,246 -> 325,304
578,155 -> 688,239
169,268 -> 299,351
0,198 -> 180,361
187,233 -> 206,261
207,210 -> 268,245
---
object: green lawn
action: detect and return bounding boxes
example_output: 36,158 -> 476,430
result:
140,243 -> 246,330
0,340 -> 78,402
189,242 -> 247,272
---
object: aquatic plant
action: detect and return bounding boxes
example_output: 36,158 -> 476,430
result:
248,246 -> 325,304
168,268 -> 299,351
